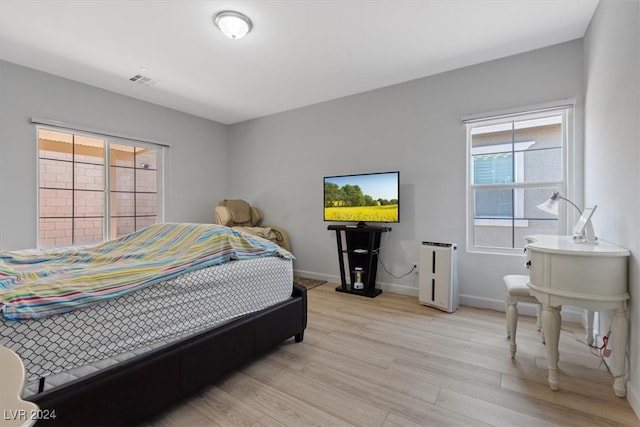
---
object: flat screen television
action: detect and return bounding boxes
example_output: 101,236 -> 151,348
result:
323,171 -> 399,226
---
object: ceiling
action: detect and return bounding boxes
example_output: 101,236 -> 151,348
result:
0,0 -> 599,125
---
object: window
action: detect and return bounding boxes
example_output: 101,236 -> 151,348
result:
465,106 -> 573,252
38,127 -> 164,248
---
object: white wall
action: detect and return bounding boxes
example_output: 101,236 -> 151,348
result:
583,0 -> 640,415
0,60 -> 229,250
228,40 -> 585,312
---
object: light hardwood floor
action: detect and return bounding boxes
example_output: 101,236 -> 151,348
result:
149,283 -> 639,426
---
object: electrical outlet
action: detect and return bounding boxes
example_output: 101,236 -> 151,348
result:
413,262 -> 419,273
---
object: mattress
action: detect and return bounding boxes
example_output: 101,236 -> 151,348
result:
0,256 -> 293,397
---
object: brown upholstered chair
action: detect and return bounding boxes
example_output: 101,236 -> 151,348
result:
214,199 -> 292,253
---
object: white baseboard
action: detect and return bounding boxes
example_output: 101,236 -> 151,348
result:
292,269 -> 335,283
459,294 -> 545,318
460,294 -> 507,312
294,271 -> 584,323
458,294 -> 584,323
628,381 -> 640,421
379,281 -> 419,297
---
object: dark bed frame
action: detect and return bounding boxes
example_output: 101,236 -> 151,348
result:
28,284 -> 307,426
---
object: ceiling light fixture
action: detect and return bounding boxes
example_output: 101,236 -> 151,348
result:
214,10 -> 252,40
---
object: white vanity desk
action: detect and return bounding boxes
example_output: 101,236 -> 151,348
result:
524,234 -> 630,397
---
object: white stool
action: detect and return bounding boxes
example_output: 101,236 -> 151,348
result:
504,275 -> 544,358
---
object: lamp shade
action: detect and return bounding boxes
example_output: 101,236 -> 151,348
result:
536,193 -> 560,215
214,11 -> 252,40
536,191 -> 584,216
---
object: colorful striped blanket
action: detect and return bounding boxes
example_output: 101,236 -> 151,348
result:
0,223 -> 293,320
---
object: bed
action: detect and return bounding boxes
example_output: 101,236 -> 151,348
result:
0,223 -> 307,426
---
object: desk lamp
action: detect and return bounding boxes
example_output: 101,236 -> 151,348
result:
537,191 -> 598,243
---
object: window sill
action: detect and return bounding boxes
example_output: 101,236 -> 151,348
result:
474,219 -> 529,228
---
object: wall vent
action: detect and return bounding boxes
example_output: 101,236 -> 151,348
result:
129,74 -> 158,86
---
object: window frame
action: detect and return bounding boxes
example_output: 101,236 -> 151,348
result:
464,105 -> 575,254
36,124 -> 165,248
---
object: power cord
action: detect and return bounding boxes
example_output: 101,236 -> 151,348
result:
595,330 -> 622,378
573,327 -> 616,376
373,248 -> 417,279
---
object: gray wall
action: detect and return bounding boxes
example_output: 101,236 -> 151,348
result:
228,40 -> 585,311
0,60 -> 229,250
584,0 -> 640,413
2,12 -> 637,416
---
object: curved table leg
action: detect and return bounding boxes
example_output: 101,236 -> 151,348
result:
536,304 -> 545,344
507,301 -> 518,358
585,310 -> 595,347
542,304 -> 561,391
611,307 -> 628,397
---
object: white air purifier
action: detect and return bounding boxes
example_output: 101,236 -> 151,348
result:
419,241 -> 459,313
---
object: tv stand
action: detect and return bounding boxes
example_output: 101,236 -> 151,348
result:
327,224 -> 391,297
